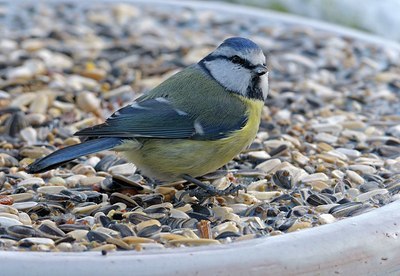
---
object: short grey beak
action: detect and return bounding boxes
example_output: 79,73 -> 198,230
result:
255,64 -> 268,76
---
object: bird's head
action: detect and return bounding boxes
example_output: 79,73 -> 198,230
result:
199,37 -> 268,101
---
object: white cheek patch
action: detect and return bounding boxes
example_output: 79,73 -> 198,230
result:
205,59 -> 251,96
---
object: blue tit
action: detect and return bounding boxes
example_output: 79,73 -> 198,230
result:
28,37 -> 269,196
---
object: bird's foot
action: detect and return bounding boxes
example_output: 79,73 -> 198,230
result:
180,174 -> 245,200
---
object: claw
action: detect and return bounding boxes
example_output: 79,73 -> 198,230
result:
180,174 -> 246,200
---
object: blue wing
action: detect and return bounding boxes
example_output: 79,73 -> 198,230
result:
27,137 -> 123,173
75,97 -> 247,140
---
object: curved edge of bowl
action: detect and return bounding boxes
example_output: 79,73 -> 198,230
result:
183,0 -> 400,49
2,200 -> 400,275
2,1 -> 400,275
72,0 -> 400,49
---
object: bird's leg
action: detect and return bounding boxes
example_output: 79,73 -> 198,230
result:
146,177 -> 161,189
181,174 -> 245,198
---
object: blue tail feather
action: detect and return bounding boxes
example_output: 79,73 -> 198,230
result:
27,137 -> 123,173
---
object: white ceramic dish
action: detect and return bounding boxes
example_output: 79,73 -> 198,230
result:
2,200 -> 400,275
2,1 -> 400,275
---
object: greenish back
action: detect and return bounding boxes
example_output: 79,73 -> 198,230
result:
142,65 -> 247,132
75,65 -> 248,141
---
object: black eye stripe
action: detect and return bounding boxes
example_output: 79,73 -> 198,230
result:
203,54 -> 257,70
231,55 -> 244,64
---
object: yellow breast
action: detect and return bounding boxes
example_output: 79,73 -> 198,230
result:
218,97 -> 264,156
120,97 -> 264,180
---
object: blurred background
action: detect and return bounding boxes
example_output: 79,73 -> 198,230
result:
216,0 -> 400,42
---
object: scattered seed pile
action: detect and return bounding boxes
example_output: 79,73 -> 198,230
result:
0,2 -> 400,252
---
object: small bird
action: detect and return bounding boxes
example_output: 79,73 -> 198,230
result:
28,37 -> 269,197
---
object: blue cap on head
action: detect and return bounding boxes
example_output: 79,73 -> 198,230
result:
220,37 -> 261,51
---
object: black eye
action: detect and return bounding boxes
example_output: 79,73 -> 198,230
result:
231,55 -> 243,64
